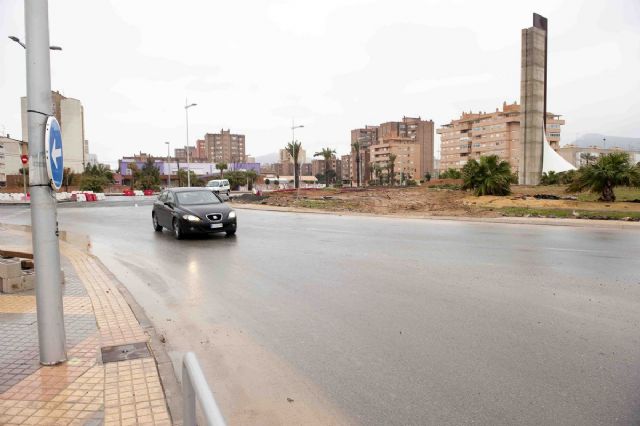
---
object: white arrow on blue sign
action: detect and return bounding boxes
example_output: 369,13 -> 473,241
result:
45,116 -> 64,191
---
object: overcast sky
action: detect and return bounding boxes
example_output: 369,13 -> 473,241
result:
1,0 -> 639,166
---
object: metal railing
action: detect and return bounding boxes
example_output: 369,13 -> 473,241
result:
182,352 -> 227,426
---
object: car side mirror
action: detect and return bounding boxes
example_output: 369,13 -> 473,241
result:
164,202 -> 174,208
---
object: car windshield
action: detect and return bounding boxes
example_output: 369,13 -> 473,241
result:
175,191 -> 221,205
207,181 -> 220,187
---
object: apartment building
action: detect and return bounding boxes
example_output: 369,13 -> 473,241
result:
311,157 -> 342,181
196,139 -> 206,160
350,126 -> 378,184
174,146 -> 197,162
350,117 -> 434,184
371,140 -> 422,182
300,163 -> 312,177
378,117 -> 434,179
21,91 -> 87,173
437,102 -> 565,171
203,129 -> 246,164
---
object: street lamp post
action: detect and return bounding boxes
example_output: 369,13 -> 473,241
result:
21,0 -> 66,365
165,141 -> 171,188
9,35 -> 61,203
184,100 -> 197,187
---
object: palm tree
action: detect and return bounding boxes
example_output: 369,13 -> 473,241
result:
387,154 -> 397,186
285,141 -> 302,189
216,162 -> 228,178
568,152 -> 640,202
127,162 -> 139,188
540,171 -> 559,185
314,147 -> 337,187
351,141 -> 361,187
246,170 -> 258,190
462,155 -> 512,196
580,152 -> 598,166
372,163 -> 383,185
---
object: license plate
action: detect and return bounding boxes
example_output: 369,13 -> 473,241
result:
210,223 -> 223,229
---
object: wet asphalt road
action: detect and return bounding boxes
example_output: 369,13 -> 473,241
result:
1,202 -> 639,425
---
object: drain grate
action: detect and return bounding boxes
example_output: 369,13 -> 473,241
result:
101,342 -> 151,363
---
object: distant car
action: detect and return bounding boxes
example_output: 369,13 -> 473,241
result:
152,188 -> 237,239
206,179 -> 231,196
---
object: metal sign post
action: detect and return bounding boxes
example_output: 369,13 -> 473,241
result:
24,0 -> 67,365
21,154 -> 28,198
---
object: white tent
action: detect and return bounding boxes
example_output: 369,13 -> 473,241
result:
542,131 -> 576,173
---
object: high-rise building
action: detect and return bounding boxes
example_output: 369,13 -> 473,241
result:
300,163 -> 312,177
350,126 -> 378,184
350,117 -> 434,184
196,139 -> 206,160
174,146 -> 197,162
21,90 -> 87,172
203,129 -> 246,164
371,141 -> 422,183
437,102 -> 564,171
378,117 -> 434,179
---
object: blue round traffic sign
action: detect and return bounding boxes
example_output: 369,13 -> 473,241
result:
45,116 -> 64,191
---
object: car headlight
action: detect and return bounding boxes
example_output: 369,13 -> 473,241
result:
228,211 -> 236,219
182,214 -> 201,222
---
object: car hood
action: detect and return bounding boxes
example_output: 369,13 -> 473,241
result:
180,203 -> 231,218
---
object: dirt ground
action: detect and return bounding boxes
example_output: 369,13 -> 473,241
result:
235,182 -> 640,221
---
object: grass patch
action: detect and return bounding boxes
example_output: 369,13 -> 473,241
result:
499,207 -> 640,221
575,186 -> 640,202
428,184 -> 462,191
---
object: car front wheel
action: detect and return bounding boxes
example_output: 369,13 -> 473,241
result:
226,229 -> 236,237
173,218 -> 183,240
152,213 -> 162,232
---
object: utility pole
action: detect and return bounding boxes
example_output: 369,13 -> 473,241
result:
24,0 -> 66,365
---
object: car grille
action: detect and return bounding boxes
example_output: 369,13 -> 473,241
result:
206,213 -> 222,221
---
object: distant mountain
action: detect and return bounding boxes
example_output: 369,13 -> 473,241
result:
254,152 -> 279,164
563,133 -> 640,150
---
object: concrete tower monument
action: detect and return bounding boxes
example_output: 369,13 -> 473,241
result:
519,13 -> 548,185
519,13 -> 576,185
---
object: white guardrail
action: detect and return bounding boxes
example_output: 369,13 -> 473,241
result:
183,352 -> 227,426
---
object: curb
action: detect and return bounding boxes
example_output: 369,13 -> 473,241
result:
92,255 -> 183,425
230,203 -> 640,229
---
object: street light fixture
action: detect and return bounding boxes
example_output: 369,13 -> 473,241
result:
165,141 -> 171,188
184,101 -> 197,187
9,35 -> 61,51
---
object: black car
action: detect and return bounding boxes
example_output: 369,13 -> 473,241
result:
152,188 -> 237,239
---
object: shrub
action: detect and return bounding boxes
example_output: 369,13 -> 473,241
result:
462,155 -> 512,196
568,152 -> 640,202
440,168 -> 462,179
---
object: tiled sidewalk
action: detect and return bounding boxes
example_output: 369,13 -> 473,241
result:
0,230 -> 172,425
